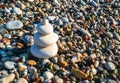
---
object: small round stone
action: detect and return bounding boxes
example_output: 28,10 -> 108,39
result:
43,71 -> 54,79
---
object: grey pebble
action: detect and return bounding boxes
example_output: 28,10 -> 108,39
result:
3,34 -> 11,39
105,62 -> 116,70
4,61 -> 16,69
47,16 -> 56,21
62,17 -> 69,23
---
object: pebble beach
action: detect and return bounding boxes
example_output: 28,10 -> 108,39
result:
0,0 -> 120,83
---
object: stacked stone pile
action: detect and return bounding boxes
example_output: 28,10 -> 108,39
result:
30,19 -> 59,58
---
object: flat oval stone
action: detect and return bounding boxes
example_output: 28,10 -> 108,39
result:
6,20 -> 23,30
34,32 -> 58,47
12,7 -> 22,15
37,21 -> 53,35
79,28 -> 91,37
30,43 -> 58,58
71,68 -> 88,79
107,79 -> 117,83
0,74 -> 15,83
43,71 -> 54,79
4,61 -> 16,69
106,62 -> 116,70
16,78 -> 28,83
3,34 -> 11,39
62,17 -> 69,23
47,16 -> 56,21
27,60 -> 37,66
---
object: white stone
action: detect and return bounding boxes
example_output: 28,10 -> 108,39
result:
43,71 -> 54,79
90,54 -> 96,58
30,43 -> 58,58
47,16 -> 56,21
4,7 -> 10,13
71,55 -> 79,63
16,78 -> 28,83
91,68 -> 97,75
34,32 -> 58,47
94,61 -> 99,68
12,7 -> 22,15
4,61 -> 16,69
6,20 -> 23,30
0,74 -> 15,83
37,19 -> 53,35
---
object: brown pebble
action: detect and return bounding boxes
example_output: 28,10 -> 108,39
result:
67,42 -> 73,47
27,60 -> 37,66
60,60 -> 68,67
71,69 -> 88,79
82,53 -> 88,59
17,43 -> 24,49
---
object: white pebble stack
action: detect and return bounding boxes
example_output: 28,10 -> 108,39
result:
30,19 -> 58,58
